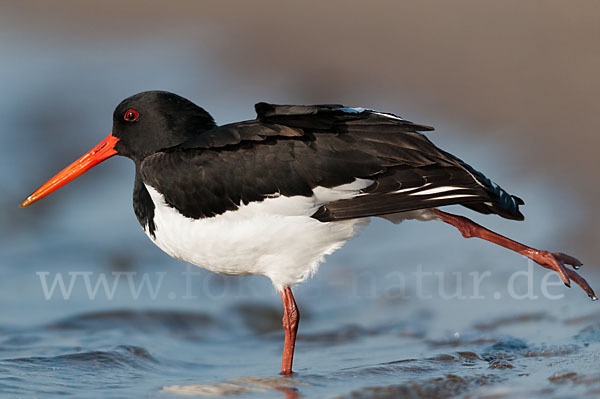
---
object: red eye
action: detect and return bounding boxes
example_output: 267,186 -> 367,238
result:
124,109 -> 139,122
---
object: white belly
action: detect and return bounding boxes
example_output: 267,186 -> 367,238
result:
143,184 -> 368,290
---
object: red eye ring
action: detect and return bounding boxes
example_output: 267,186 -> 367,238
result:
124,109 -> 139,122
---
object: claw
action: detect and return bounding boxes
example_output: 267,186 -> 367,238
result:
564,268 -> 596,300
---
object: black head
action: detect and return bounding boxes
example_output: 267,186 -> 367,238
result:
112,91 -> 217,162
19,91 -> 216,208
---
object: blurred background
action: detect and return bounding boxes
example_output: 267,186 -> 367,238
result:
1,1 -> 599,398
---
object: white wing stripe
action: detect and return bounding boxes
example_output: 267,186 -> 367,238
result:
390,182 -> 433,195
409,186 -> 467,196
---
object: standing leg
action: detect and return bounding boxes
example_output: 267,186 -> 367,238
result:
280,286 -> 300,375
433,209 -> 596,300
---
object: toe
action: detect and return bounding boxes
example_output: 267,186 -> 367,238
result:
535,251 -> 571,287
554,252 -> 583,269
565,268 -> 597,300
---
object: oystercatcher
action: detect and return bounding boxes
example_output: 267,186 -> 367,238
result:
21,91 -> 596,375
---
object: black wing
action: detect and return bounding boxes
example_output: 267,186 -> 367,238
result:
140,103 -> 524,221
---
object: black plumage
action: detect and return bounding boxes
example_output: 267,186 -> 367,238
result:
136,98 -> 524,227
133,173 -> 156,237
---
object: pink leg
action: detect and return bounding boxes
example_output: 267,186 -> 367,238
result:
280,286 -> 300,375
433,209 -> 596,300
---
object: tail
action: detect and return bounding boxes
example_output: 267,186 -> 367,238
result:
444,151 -> 525,220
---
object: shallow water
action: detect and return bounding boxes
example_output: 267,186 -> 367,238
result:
1,281 -> 599,398
1,18 -> 599,399
2,186 -> 599,398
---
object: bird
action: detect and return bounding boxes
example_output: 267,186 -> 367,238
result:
21,91 -> 596,375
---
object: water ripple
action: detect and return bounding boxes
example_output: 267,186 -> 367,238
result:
4,345 -> 156,370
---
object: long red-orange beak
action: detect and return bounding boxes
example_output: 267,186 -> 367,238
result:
20,133 -> 120,208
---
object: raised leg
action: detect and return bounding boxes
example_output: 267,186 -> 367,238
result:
433,209 -> 597,300
280,286 -> 300,375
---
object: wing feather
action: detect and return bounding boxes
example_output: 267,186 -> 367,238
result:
142,103 -> 523,221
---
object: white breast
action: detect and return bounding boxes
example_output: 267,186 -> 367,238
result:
143,181 -> 372,290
